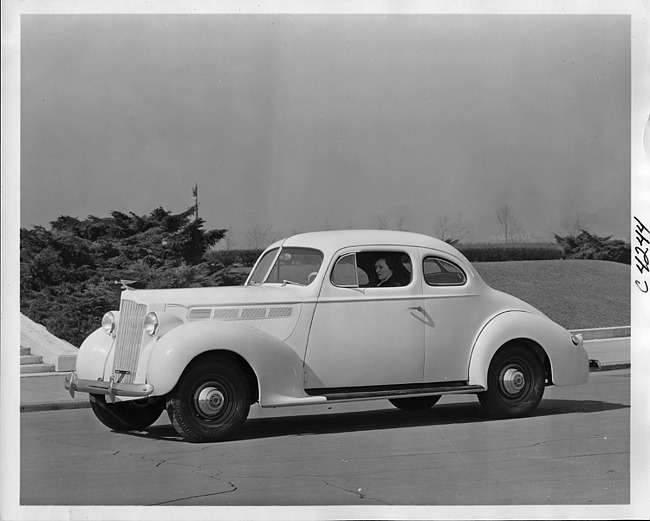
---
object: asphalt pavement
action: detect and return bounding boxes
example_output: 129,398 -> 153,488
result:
19,329 -> 631,413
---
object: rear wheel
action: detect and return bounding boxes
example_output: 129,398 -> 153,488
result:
389,395 -> 441,411
478,345 -> 545,418
89,394 -> 165,431
166,357 -> 251,443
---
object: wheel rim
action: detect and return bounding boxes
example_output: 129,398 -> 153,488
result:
192,379 -> 235,423
497,360 -> 532,403
195,386 -> 226,417
501,367 -> 526,395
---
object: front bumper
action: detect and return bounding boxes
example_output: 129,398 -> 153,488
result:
65,371 -> 155,401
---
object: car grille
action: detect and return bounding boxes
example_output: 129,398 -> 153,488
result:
112,299 -> 147,384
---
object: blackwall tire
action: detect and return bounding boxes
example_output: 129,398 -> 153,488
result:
166,357 -> 251,443
89,394 -> 165,431
478,345 -> 545,418
389,395 -> 441,411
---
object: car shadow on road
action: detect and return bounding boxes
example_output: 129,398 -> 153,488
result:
133,397 -> 629,443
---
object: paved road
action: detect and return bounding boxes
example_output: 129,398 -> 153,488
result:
20,369 -> 630,507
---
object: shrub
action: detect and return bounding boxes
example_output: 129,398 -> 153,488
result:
554,230 -> 631,264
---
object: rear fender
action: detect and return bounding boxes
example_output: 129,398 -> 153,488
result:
146,321 -> 317,406
468,311 -> 589,388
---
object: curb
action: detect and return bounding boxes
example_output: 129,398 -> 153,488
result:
20,401 -> 91,413
589,360 -> 631,372
570,326 -> 630,340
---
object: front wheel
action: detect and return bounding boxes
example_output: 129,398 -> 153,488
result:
389,395 -> 441,411
166,357 -> 251,443
478,345 -> 545,418
89,394 -> 165,431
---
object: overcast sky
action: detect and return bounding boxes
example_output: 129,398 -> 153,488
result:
20,13 -> 632,245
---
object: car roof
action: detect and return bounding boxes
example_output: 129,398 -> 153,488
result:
271,230 -> 465,260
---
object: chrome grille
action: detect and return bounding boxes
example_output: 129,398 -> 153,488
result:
112,300 -> 147,384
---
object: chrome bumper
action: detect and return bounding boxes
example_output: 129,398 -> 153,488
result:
65,371 -> 154,402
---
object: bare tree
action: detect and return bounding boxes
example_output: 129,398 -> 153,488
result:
433,213 -> 470,244
496,205 -> 526,243
223,229 -> 236,250
246,225 -> 277,249
395,217 -> 406,231
561,205 -> 588,235
433,213 -> 454,242
377,215 -> 389,230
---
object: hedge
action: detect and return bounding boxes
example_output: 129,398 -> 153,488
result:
459,243 -> 564,262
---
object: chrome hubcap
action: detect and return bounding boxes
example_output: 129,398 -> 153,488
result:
501,367 -> 526,395
196,387 -> 225,417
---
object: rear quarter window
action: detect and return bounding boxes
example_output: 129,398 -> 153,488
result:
423,257 -> 466,286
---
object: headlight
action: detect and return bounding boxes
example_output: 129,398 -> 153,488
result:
101,311 -> 119,336
144,312 -> 159,336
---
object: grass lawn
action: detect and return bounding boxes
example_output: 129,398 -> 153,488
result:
473,259 -> 630,330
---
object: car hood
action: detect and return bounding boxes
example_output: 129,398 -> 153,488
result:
120,284 -> 308,309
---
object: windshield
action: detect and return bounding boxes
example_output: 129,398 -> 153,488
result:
248,247 -> 324,286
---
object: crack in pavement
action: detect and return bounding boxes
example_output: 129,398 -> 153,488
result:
104,448 -> 239,505
322,480 -> 390,505
150,481 -> 238,506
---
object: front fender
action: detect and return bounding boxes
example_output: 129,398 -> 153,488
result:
146,321 -> 324,407
468,311 -> 589,389
76,327 -> 114,381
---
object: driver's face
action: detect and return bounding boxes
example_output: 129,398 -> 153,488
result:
375,259 -> 392,281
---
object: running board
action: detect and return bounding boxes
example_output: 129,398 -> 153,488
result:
305,383 -> 485,402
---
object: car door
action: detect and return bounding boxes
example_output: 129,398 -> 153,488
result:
420,250 -> 482,383
303,247 -> 425,390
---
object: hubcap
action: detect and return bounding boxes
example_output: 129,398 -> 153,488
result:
501,367 -> 526,395
196,386 -> 226,417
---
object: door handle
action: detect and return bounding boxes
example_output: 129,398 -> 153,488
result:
408,306 -> 424,313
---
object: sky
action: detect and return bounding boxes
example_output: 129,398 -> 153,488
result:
17,12 -> 634,246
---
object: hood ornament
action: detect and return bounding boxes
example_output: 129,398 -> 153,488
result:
116,279 -> 139,290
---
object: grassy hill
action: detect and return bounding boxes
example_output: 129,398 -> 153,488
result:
473,259 -> 630,330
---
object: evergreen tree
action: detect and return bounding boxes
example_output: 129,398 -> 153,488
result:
20,206 -> 242,346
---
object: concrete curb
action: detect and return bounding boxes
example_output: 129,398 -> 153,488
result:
570,326 -> 630,340
20,401 -> 91,413
589,361 -> 631,372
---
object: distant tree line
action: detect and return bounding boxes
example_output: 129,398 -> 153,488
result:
20,207 -> 246,346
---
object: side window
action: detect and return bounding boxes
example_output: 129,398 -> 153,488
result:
423,257 -> 467,286
331,251 -> 412,288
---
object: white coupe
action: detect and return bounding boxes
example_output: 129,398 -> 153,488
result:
66,230 -> 589,442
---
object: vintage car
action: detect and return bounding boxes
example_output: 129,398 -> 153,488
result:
65,230 -> 589,442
